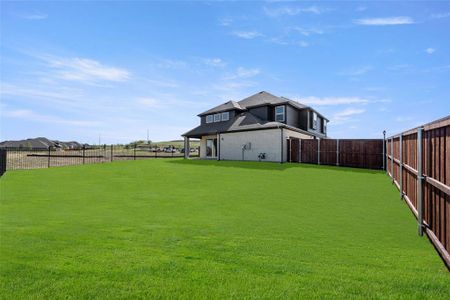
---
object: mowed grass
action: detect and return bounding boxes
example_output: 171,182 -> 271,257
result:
0,159 -> 449,299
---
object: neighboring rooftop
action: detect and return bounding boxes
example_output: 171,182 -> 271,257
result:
0,138 -> 83,149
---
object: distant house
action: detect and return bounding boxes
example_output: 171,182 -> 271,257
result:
182,91 -> 328,162
0,138 -> 83,150
0,137 -> 54,150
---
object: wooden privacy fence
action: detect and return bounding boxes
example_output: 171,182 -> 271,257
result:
287,138 -> 384,169
387,116 -> 450,269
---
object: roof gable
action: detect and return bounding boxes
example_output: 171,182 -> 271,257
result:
198,100 -> 243,116
237,91 -> 285,108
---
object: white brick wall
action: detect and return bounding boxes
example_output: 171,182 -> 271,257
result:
199,128 -> 314,162
219,129 -> 283,162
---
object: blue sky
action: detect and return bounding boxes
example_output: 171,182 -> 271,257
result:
1,1 -> 449,144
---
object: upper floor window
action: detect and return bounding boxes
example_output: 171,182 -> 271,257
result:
214,113 -> 221,122
321,119 -> 326,133
206,115 -> 213,123
221,111 -> 230,121
311,112 -> 317,129
275,105 -> 285,122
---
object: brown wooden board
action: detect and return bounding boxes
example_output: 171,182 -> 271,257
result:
388,116 -> 450,269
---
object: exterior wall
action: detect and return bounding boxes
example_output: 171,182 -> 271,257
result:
286,105 -> 299,128
217,128 -> 314,162
248,106 -> 270,121
298,109 -> 308,131
219,129 -> 283,162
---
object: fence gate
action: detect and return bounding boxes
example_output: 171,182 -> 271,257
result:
288,138 -> 300,162
301,139 -> 319,164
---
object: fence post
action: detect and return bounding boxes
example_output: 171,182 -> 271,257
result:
399,134 -> 403,199
82,145 -> 85,164
134,144 -> 136,160
111,145 -> 113,162
417,127 -> 424,236
317,138 -> 320,165
298,139 -> 301,163
336,139 -> 339,166
382,130 -> 386,171
48,146 -> 51,168
288,139 -> 291,162
391,137 -> 394,181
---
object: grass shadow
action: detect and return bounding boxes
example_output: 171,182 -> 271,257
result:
166,159 -> 384,174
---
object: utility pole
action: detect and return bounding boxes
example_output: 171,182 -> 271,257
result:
98,134 -> 101,146
147,129 -> 149,144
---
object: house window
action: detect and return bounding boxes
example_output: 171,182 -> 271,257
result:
221,111 -> 230,121
214,113 -> 221,122
322,119 -> 327,133
206,115 -> 213,123
311,112 -> 317,129
275,105 -> 285,122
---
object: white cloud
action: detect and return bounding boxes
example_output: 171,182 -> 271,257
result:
354,16 -> 414,26
16,12 -> 48,20
3,109 -> 99,127
204,58 -> 226,67
155,58 -> 187,69
263,6 -> 327,17
297,41 -> 309,47
292,27 -> 324,36
356,6 -> 367,12
332,108 -> 365,124
268,37 -> 310,47
338,65 -> 372,76
430,12 -> 450,19
425,48 -> 435,54
136,98 -> 164,109
236,67 -> 260,78
231,31 -> 263,39
225,67 -> 260,80
1,83 -> 83,103
395,116 -> 413,122
300,97 -> 370,106
219,17 -> 233,26
40,56 -> 131,83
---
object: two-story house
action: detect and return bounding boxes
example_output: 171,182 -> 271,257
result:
183,91 -> 328,162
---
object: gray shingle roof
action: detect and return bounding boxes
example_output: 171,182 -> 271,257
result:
184,111 -> 289,138
198,100 -> 244,116
237,91 -> 285,108
183,91 -> 326,138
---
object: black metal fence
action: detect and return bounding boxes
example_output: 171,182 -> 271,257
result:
0,149 -> 6,176
0,144 -> 198,174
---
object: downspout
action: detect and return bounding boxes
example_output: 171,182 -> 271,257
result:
217,132 -> 220,161
280,126 -> 283,163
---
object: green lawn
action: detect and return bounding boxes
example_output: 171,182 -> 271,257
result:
1,159 -> 449,299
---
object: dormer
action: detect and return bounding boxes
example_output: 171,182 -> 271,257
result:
198,100 -> 244,125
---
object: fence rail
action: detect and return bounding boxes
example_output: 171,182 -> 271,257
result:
387,115 -> 450,269
287,138 -> 384,170
1,144 -> 198,172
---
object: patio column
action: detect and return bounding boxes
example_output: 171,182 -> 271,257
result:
184,137 -> 190,159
